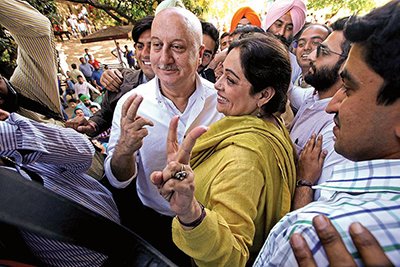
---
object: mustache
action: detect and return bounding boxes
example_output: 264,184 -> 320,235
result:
158,64 -> 179,71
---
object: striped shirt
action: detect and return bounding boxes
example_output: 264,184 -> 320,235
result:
0,0 -> 62,122
254,159 -> 400,266
0,113 -> 120,266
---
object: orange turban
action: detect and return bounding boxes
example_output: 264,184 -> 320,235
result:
230,7 -> 261,33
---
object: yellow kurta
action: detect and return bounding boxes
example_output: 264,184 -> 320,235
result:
172,115 -> 296,266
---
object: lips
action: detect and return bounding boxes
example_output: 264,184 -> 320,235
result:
217,94 -> 228,103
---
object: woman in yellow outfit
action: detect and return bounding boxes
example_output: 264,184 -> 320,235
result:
151,33 -> 296,266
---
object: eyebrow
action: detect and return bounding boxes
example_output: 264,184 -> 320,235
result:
298,36 -> 324,42
340,69 -> 358,87
225,68 -> 240,80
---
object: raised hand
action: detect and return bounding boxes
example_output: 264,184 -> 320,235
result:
151,115 -> 207,221
117,93 -> 154,156
100,69 -> 123,92
110,93 -> 153,182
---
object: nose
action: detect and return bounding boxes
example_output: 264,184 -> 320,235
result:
308,48 -> 317,62
304,40 -> 313,52
277,27 -> 286,37
326,88 -> 346,114
214,76 -> 223,91
159,46 -> 173,64
143,43 -> 151,56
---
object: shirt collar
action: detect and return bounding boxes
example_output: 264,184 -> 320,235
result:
314,159 -> 400,194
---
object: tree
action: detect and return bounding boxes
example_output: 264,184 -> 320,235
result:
308,0 -> 376,16
61,0 -> 209,24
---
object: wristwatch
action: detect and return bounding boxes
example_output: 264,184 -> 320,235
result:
296,179 -> 314,188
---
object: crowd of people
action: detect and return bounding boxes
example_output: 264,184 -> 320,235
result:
0,0 -> 399,266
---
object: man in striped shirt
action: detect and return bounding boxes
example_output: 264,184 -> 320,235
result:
0,107 -> 119,266
0,0 -> 64,125
254,1 -> 400,266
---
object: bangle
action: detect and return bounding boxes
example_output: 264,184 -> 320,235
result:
296,179 -> 314,188
177,202 -> 206,228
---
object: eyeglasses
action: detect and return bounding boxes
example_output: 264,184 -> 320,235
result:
316,44 -> 347,58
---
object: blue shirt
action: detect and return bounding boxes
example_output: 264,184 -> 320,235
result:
254,159 -> 400,266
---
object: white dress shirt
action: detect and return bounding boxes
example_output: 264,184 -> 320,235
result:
105,74 -> 223,216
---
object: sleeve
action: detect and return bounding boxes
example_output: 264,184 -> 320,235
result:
0,113 -> 94,173
88,91 -> 115,136
0,0 -> 61,116
172,145 -> 265,266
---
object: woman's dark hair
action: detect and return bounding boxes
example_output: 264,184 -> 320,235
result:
344,0 -> 400,105
228,32 -> 291,114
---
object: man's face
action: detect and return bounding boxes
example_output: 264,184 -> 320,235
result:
326,44 -> 400,161
295,25 -> 330,72
220,35 -> 231,51
237,17 -> 252,28
134,29 -> 155,79
268,13 -> 294,47
78,77 -> 84,84
198,34 -> 216,72
304,31 -> 345,92
151,11 -> 203,90
83,99 -> 90,106
79,58 -> 85,64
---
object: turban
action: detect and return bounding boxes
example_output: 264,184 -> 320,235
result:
230,7 -> 261,33
79,94 -> 90,102
263,0 -> 307,36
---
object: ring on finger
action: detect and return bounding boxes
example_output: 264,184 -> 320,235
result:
172,164 -> 188,181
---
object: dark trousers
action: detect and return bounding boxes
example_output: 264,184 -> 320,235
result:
102,178 -> 192,267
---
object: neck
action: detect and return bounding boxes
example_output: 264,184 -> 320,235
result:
317,80 -> 343,100
159,78 -> 197,113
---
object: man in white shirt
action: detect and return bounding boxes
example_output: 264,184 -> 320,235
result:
73,75 -> 100,99
289,17 -> 352,204
104,7 -> 223,265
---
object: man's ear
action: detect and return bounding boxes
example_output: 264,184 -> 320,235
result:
198,44 -> 205,64
258,87 -> 275,107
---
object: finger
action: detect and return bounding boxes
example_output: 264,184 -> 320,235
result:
312,215 -> 356,267
290,233 -> 317,267
121,93 -> 138,118
319,150 -> 328,166
150,171 -> 164,187
177,126 -> 208,164
349,223 -> 393,266
306,133 -> 317,151
167,116 -> 180,158
77,124 -> 95,135
126,94 -> 143,121
314,134 -> 323,153
0,109 -> 10,120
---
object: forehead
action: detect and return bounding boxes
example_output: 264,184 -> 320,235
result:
322,30 -> 344,53
224,48 -> 244,75
152,10 -> 197,42
276,13 -> 292,24
342,44 -> 384,87
300,26 -> 329,40
138,29 -> 151,41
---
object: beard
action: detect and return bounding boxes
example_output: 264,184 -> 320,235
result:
304,61 -> 341,92
275,34 -> 293,48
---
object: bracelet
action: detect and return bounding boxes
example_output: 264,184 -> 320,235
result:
296,179 -> 314,188
177,202 -> 206,228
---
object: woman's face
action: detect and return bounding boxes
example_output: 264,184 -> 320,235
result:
214,48 -> 259,116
